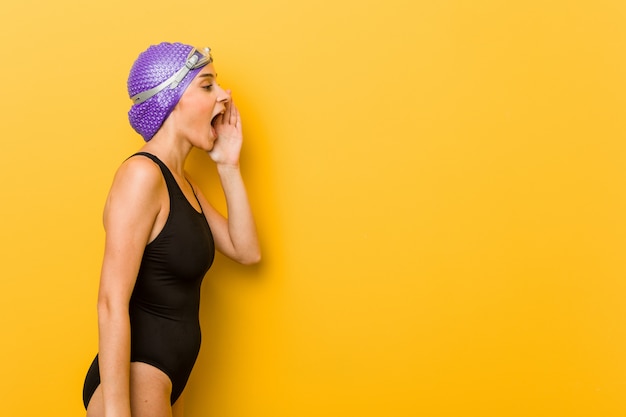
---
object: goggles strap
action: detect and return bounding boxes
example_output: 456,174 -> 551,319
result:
131,49 -> 208,105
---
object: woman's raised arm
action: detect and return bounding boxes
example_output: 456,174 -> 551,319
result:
194,97 -> 260,265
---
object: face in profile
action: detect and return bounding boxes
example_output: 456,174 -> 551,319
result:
170,63 -> 231,151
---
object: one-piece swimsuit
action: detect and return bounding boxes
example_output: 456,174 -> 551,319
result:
82,152 -> 215,408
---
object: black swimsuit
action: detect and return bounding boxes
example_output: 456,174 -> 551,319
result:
82,152 -> 215,408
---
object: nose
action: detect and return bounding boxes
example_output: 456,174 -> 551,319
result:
217,85 -> 230,103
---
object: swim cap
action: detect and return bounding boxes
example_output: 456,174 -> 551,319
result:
127,42 -> 213,141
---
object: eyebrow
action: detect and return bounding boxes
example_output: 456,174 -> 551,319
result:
198,73 -> 216,79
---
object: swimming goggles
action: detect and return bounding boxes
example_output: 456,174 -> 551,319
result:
131,47 -> 213,104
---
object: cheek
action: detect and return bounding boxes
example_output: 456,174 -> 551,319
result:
190,99 -> 215,119
183,102 -> 210,122
176,93 -> 216,125
180,90 -> 214,110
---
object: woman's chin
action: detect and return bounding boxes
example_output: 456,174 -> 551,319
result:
204,137 -> 217,152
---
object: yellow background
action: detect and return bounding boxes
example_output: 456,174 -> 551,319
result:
1,0 -> 625,415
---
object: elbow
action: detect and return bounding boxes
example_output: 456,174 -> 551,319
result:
96,293 -> 129,322
239,250 -> 261,266
96,296 -> 114,323
97,294 -> 110,316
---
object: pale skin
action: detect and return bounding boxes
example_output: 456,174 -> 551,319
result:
86,63 -> 261,417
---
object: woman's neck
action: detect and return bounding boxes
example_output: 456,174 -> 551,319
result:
139,132 -> 192,177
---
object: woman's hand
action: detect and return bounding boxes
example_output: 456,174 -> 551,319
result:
209,93 -> 243,167
198,91 -> 260,265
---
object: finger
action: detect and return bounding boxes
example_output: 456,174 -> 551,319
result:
227,90 -> 232,105
224,100 -> 232,123
226,94 -> 235,124
230,101 -> 238,125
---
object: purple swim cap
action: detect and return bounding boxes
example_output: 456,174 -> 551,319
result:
127,42 -> 213,141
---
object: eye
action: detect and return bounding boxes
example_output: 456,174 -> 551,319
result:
203,84 -> 213,91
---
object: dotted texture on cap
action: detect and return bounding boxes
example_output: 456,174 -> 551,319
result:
127,42 -> 203,141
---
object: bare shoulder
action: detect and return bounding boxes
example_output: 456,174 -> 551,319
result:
104,156 -> 165,225
115,155 -> 163,188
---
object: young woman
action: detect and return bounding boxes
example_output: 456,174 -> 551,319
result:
82,42 -> 261,417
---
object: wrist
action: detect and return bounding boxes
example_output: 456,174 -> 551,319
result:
217,163 -> 241,173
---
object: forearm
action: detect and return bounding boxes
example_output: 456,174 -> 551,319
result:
97,301 -> 132,417
217,164 -> 260,264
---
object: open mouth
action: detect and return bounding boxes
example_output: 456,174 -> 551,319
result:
211,112 -> 221,125
210,111 -> 224,137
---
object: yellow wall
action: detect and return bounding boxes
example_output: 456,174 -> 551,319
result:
1,0 -> 626,415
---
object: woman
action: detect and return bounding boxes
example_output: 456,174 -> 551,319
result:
82,42 -> 261,417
